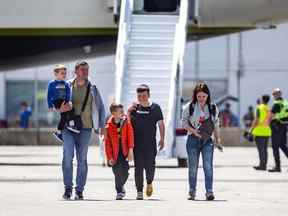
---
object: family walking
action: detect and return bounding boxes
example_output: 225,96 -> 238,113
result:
47,62 -> 220,201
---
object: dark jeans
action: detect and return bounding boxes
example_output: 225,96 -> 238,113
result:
112,150 -> 129,193
186,135 -> 214,193
255,136 -> 269,168
134,147 -> 156,192
271,123 -> 288,168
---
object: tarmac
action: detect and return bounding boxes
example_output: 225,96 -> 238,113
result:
0,146 -> 288,216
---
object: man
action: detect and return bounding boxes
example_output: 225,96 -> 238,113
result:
19,101 -> 32,128
243,106 -> 255,130
60,61 -> 106,200
219,103 -> 239,127
128,84 -> 165,200
269,88 -> 288,172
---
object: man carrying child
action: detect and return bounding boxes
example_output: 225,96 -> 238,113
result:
56,61 -> 106,200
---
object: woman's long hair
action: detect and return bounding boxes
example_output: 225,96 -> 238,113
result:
192,82 -> 211,105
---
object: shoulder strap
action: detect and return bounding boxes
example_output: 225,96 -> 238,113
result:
208,103 -> 217,117
190,102 -> 217,118
81,82 -> 91,112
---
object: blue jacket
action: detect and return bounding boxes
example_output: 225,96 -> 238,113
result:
68,78 -> 106,129
20,108 -> 32,128
47,80 -> 70,109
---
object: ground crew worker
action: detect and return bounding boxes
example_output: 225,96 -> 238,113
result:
251,95 -> 271,171
269,88 -> 288,172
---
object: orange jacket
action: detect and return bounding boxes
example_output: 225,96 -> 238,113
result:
105,115 -> 134,162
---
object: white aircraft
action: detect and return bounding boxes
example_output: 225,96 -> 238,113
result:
1,0 -> 288,166
1,0 -> 288,68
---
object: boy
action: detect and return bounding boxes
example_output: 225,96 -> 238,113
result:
47,64 -> 81,141
128,84 -> 165,200
105,103 -> 134,200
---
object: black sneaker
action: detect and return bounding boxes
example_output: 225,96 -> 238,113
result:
136,192 -> 144,200
188,191 -> 196,200
53,132 -> 63,143
62,188 -> 72,200
206,192 -> 215,201
268,167 -> 281,172
75,191 -> 84,200
253,166 -> 266,171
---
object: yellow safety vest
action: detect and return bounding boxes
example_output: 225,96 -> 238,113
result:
273,99 -> 288,121
252,104 -> 272,137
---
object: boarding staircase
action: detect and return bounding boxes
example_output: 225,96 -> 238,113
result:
115,0 -> 189,157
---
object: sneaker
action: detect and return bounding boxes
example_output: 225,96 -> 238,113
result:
67,126 -> 81,134
268,167 -> 281,172
188,191 -> 196,200
62,188 -> 72,200
136,192 -> 144,200
253,166 -> 266,171
74,191 -> 84,200
116,192 -> 125,200
206,192 -> 215,201
53,132 -> 63,143
146,183 -> 153,197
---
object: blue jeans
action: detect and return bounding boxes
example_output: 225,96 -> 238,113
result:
62,128 -> 92,192
186,135 -> 214,193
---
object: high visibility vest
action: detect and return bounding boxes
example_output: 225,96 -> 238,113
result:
252,104 -> 271,137
273,99 -> 288,121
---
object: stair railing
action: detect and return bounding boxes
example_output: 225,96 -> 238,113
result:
165,0 -> 189,157
115,0 -> 134,103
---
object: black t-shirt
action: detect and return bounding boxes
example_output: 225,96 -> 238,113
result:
130,103 -> 163,150
115,119 -> 125,159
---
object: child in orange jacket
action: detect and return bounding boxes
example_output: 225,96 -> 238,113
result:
105,103 -> 134,200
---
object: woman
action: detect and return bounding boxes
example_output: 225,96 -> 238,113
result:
251,95 -> 271,171
182,82 -> 221,201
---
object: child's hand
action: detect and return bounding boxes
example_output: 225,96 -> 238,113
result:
108,159 -> 115,166
127,148 -> 134,162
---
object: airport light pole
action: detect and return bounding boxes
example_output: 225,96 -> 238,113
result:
34,68 -> 39,145
226,35 -> 231,79
237,33 -> 244,119
195,39 -> 200,82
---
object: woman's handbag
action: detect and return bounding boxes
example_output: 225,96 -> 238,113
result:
199,118 -> 215,143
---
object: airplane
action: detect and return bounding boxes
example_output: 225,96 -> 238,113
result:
1,0 -> 288,69
1,0 -> 288,166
